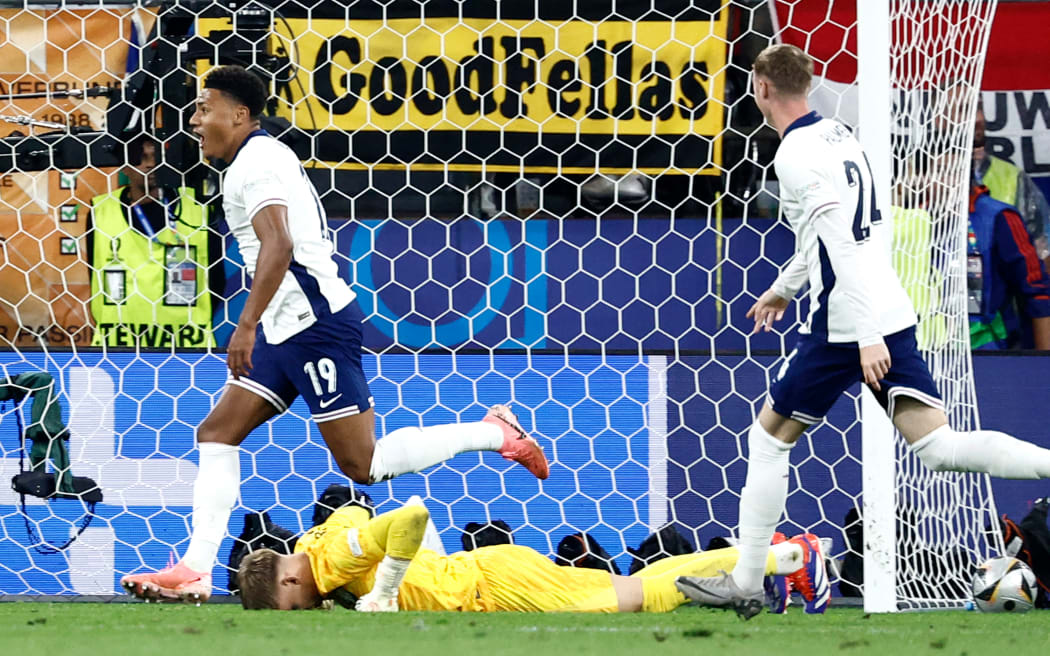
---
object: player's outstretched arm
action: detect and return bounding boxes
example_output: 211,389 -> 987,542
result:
747,248 -> 807,333
770,248 -> 808,301
228,205 -> 293,378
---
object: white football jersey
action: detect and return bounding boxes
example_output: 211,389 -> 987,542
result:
770,113 -> 916,346
222,131 -> 355,344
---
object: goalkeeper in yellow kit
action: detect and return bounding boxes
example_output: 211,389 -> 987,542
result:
237,504 -> 818,613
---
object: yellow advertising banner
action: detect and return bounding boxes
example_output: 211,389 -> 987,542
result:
197,10 -> 729,174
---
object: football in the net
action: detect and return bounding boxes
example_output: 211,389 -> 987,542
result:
971,556 -> 1037,613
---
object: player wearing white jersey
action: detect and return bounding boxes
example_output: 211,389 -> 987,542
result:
676,45 -> 1050,619
771,115 -> 916,348
121,66 -> 548,605
221,133 -> 355,346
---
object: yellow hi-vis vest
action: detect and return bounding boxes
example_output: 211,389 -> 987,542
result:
891,205 -> 948,351
982,156 -> 1020,208
90,187 -> 215,348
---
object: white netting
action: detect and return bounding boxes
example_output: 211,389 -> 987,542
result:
889,0 -> 1001,608
0,0 -> 998,610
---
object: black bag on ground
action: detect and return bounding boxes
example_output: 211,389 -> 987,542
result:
461,520 -> 513,551
705,536 -> 733,551
312,484 -> 375,526
997,498 -> 1050,608
628,524 -> 695,574
554,532 -> 621,574
227,511 -> 298,592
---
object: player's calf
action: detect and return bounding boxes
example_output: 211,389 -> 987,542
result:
910,424 -> 1050,479
332,452 -> 373,485
317,412 -> 377,484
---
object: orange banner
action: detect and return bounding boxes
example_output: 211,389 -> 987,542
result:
0,8 -> 155,347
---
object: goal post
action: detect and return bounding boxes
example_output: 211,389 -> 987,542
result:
847,0 -> 1003,611
856,0 -> 898,615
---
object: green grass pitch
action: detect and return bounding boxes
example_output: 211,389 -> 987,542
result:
2,603 -> 1047,656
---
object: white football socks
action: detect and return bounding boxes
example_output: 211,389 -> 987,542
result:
731,421 -> 795,594
910,424 -> 1050,479
182,442 -> 240,573
368,422 -> 503,483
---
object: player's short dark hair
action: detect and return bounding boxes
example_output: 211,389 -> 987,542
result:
238,548 -> 281,609
204,65 -> 268,119
753,44 -> 813,97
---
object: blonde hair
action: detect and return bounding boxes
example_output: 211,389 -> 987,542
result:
238,548 -> 281,610
753,44 -> 813,97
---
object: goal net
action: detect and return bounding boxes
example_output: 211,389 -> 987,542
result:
0,0 -> 999,611
888,0 -> 1002,608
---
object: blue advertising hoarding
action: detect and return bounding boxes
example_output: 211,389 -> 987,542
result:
0,351 -> 655,594
1,347 -> 1045,596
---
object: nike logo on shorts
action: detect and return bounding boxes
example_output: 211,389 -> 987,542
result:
319,394 -> 343,409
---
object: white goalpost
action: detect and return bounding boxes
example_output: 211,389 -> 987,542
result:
854,0 -> 1003,611
856,0 -> 899,614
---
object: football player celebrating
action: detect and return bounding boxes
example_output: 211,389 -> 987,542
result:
120,65 -> 548,605
675,44 -> 1050,619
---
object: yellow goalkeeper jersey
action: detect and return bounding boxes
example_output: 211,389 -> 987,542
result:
294,506 -> 489,611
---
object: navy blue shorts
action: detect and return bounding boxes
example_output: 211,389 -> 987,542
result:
767,326 -> 943,425
228,302 -> 373,423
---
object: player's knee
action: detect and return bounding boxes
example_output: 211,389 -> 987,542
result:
403,504 -> 429,529
334,455 -> 371,485
196,415 -> 224,444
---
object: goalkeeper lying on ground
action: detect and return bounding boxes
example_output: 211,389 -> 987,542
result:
238,504 -> 826,613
